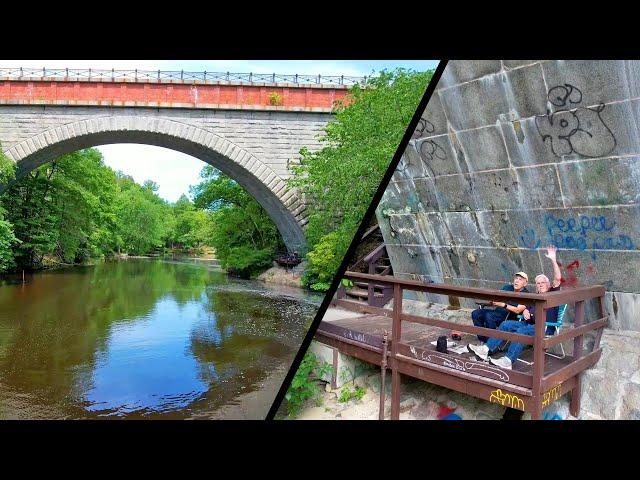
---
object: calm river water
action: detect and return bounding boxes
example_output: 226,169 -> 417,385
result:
0,259 -> 320,419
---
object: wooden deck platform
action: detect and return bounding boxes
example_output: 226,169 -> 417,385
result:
316,272 -> 608,419
319,313 -> 574,389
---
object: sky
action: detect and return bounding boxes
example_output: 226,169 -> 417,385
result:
0,60 -> 440,202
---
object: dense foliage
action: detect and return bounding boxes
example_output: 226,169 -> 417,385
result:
0,148 -> 217,273
289,68 -> 433,290
283,351 -> 332,417
0,147 -> 17,271
191,166 -> 283,278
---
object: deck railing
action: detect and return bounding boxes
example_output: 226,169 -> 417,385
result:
0,67 -> 367,86
335,271 -> 608,419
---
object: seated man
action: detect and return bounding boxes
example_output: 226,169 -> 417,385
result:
468,246 -> 562,369
470,271 -> 530,342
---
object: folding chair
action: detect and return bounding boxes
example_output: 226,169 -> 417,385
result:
514,304 -> 567,366
544,303 -> 567,359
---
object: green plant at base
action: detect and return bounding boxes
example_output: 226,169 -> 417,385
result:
268,92 -> 283,106
302,231 -> 342,291
285,351 -> 332,417
338,385 -> 366,403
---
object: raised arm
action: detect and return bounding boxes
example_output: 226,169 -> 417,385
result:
545,245 -> 562,288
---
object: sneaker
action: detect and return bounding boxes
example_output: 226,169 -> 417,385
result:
467,344 -> 489,361
489,356 -> 513,370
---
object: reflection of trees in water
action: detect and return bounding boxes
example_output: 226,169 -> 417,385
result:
0,259 -> 316,417
187,289 -> 317,409
0,260 -> 216,409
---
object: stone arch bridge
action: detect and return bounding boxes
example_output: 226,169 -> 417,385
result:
0,68 -> 360,251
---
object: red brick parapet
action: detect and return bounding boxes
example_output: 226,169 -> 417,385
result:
0,79 -> 351,112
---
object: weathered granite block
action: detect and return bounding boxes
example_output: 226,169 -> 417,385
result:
441,60 -> 502,86
410,135 -> 458,177
503,60 -> 540,69
454,126 -> 511,172
415,92 -> 448,137
558,157 -> 640,207
542,60 -> 631,111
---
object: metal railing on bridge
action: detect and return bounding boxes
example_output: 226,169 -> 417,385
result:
0,67 -> 368,86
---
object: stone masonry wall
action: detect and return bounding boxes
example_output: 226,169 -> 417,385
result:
377,60 -> 640,332
0,105 -> 332,251
0,105 -> 330,180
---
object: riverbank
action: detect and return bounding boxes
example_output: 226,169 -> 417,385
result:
257,262 -> 305,289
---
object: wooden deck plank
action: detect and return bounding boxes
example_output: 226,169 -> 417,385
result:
319,315 -> 576,388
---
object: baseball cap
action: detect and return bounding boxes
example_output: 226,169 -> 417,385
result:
514,271 -> 529,282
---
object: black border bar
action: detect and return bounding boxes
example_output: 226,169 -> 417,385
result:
266,59 -> 450,420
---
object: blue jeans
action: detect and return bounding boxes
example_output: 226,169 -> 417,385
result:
486,321 -> 535,363
471,308 -> 507,342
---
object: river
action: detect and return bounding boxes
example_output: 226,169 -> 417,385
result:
0,258 -> 321,419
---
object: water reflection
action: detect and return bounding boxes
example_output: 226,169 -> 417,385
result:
0,259 -> 320,419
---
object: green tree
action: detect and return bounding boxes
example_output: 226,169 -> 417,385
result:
0,147 -> 18,272
112,173 -> 172,255
170,194 -> 210,250
191,166 -> 283,278
1,149 -> 119,268
289,68 -> 432,290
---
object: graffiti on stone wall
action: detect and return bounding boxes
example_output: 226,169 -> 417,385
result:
398,117 -> 446,177
397,137 -> 446,178
518,213 -> 636,260
544,212 -> 635,259
535,84 -> 616,158
412,118 -> 436,139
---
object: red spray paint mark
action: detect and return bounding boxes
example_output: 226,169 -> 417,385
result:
437,404 -> 456,419
561,260 -> 581,287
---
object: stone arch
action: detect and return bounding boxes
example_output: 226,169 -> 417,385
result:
1,115 -> 307,251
